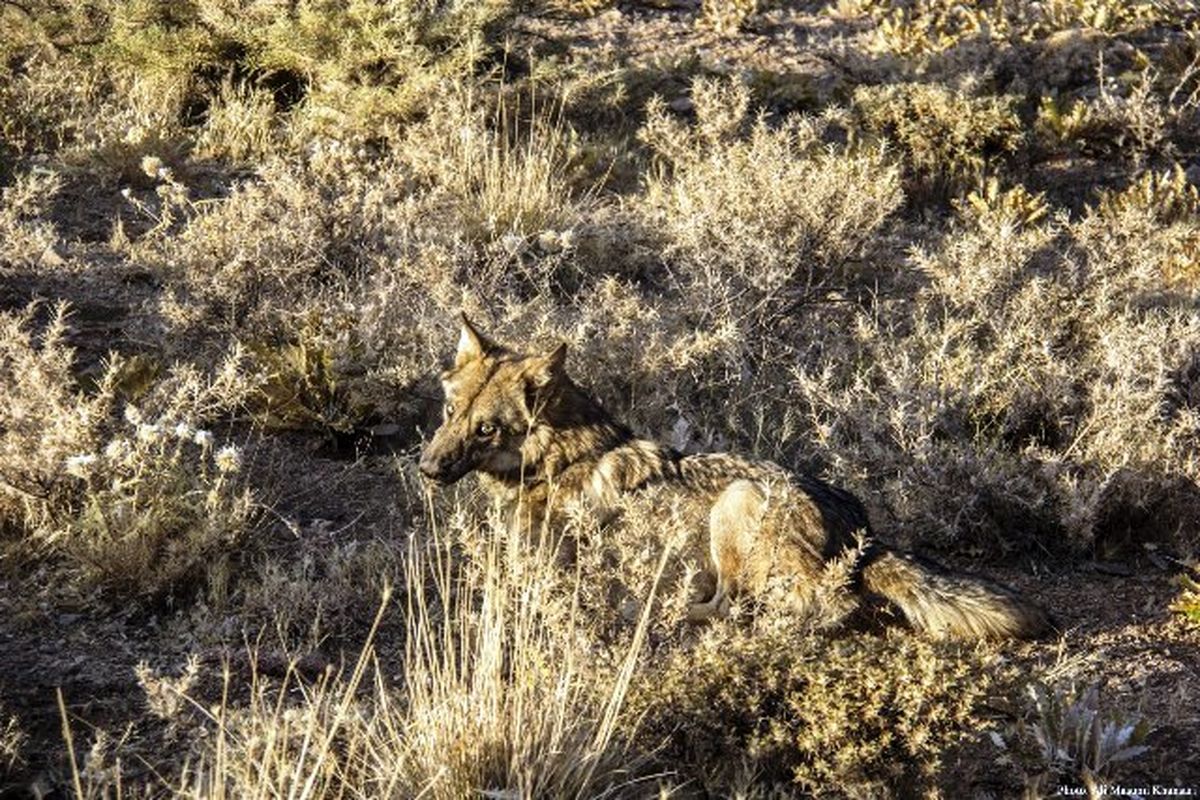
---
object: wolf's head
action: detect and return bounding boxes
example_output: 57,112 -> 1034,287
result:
418,315 -> 571,485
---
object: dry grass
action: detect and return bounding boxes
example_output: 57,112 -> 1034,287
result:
2,0 -> 1198,796
67,508 -> 661,799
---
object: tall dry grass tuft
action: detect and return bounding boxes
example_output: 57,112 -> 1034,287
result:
383,498 -> 661,798
403,90 -> 589,243
128,498 -> 664,798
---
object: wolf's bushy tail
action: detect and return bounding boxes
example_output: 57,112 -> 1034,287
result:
861,549 -> 1055,640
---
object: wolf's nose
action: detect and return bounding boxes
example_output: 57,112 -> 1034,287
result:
418,454 -> 441,479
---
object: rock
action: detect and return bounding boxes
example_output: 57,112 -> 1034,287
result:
669,95 -> 694,113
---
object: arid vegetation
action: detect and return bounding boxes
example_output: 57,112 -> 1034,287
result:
2,0 -> 1199,796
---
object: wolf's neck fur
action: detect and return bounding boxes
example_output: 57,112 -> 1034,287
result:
506,380 -> 632,485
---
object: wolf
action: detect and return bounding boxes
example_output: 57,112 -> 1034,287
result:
419,315 -> 1055,640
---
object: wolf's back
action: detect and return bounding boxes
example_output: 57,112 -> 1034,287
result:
861,549 -> 1055,640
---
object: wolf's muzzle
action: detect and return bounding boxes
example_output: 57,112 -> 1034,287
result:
418,450 -> 469,485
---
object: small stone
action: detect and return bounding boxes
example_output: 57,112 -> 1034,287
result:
669,96 -> 694,113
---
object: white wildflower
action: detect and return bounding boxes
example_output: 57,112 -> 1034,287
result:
500,232 -> 526,256
173,422 -> 193,440
140,155 -> 163,180
193,430 -> 214,448
136,423 -> 161,442
214,445 -> 242,474
65,454 -> 97,478
536,230 -> 562,253
104,438 -> 132,461
123,405 -> 143,425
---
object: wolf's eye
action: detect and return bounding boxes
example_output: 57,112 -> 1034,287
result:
444,402 -> 456,418
477,421 -> 497,437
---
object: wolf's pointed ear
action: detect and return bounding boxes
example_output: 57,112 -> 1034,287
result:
525,342 -> 568,390
455,313 -> 496,367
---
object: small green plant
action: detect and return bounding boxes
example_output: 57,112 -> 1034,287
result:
961,177 -> 1051,230
1035,94 -> 1094,148
859,0 -> 1174,57
1023,682 -> 1151,790
1035,0 -> 1168,34
249,316 -> 358,436
701,0 -> 762,33
1098,164 -> 1200,224
867,2 -> 1014,57
1170,573 -> 1200,628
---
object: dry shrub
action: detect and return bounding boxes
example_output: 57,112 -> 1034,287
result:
0,0 -> 521,199
143,163 -> 334,334
0,54 -> 106,174
236,539 -> 403,650
629,626 -> 996,796
193,83 -> 279,165
56,404 -> 257,601
0,169 -> 65,272
584,79 -> 906,446
786,172 -> 1200,553
45,0 -> 513,145
399,91 -> 592,246
0,303 -> 113,533
19,61 -> 194,190
644,79 -> 902,297
0,304 -> 261,599
853,83 -> 1023,194
788,313 -> 1069,552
